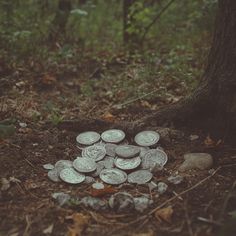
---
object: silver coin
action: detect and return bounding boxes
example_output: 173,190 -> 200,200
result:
82,145 -> 106,161
101,129 -> 125,143
76,131 -> 100,145
105,143 -> 118,157
43,163 -> 54,170
115,145 -> 140,159
100,168 -> 127,185
48,168 -> 60,182
55,160 -> 73,173
114,156 -> 141,170
98,156 -> 115,169
59,167 -> 85,184
128,170 -> 153,184
141,149 -> 168,169
134,131 -> 160,147
139,146 -> 150,158
73,157 -> 97,173
91,162 -> 105,177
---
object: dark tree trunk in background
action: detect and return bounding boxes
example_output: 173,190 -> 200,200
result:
49,0 -> 71,42
142,0 -> 236,137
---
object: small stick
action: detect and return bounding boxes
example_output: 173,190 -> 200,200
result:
197,217 -> 222,226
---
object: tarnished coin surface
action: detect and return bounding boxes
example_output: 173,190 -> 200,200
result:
76,131 -> 100,145
105,143 -> 118,157
82,145 -> 106,161
73,157 -> 97,173
48,168 -> 60,182
128,170 -> 153,184
101,129 -> 125,143
100,168 -> 127,185
55,160 -> 73,173
115,145 -> 140,159
59,168 -> 85,184
114,156 -> 141,170
98,156 -> 115,169
141,149 -> 168,169
139,147 -> 150,158
134,131 -> 160,147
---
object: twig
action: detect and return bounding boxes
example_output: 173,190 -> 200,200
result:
148,167 -> 221,216
23,215 -> 31,236
141,0 -> 176,42
197,217 -> 222,226
113,89 -> 159,109
184,200 -> 194,236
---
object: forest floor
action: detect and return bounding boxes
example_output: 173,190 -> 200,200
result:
0,57 -> 236,236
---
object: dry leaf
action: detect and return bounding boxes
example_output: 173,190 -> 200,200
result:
101,111 -> 116,122
41,74 -> 56,85
67,213 -> 90,236
43,224 -> 54,234
89,185 -> 117,197
204,135 -> 215,147
155,206 -> 173,223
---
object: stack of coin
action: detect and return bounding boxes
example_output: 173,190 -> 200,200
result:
45,129 -> 168,186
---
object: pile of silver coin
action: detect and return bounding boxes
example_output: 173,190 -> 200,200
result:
45,129 -> 168,185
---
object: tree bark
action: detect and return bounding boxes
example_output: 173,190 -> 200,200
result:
141,0 -> 236,137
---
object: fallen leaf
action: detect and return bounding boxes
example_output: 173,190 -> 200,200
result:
41,74 -> 56,85
67,213 -> 90,236
101,111 -> 116,122
89,185 -> 117,197
204,135 -> 215,147
43,224 -> 54,234
155,206 -> 173,223
1,178 -> 10,191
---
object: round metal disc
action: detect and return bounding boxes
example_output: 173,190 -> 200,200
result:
141,149 -> 168,169
73,157 -> 97,173
99,168 -> 127,185
82,145 -> 106,161
134,131 -> 160,147
101,129 -> 125,143
128,170 -> 153,184
76,131 -> 100,145
115,145 -> 140,159
47,168 -> 60,182
139,146 -> 150,158
105,143 -> 118,157
55,160 -> 73,173
114,156 -> 141,170
59,168 -> 85,184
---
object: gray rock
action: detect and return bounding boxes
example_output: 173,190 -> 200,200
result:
157,182 -> 168,194
109,192 -> 134,213
168,175 -> 184,185
52,192 -> 71,206
147,181 -> 158,191
134,196 -> 153,212
81,196 -> 108,211
179,153 -> 213,172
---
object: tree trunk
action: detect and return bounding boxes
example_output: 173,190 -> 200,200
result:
141,0 -> 236,137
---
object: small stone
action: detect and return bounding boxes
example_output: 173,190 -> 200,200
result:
48,169 -> 60,182
109,192 -> 134,213
134,196 -> 153,212
19,122 -> 27,128
81,196 -> 108,211
52,192 -> 71,206
179,153 -> 213,172
84,176 -> 95,184
43,164 -> 54,170
149,163 -> 164,173
92,182 -> 105,190
147,181 -> 158,191
168,175 -> 183,185
189,134 -> 199,141
157,182 -> 168,194
1,178 -> 10,191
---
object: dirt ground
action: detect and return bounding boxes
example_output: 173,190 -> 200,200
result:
0,65 -> 236,236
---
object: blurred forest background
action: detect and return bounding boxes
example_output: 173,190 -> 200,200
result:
0,0 -> 217,123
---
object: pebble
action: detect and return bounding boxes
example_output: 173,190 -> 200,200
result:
92,182 -> 105,190
134,196 -> 153,212
168,175 -> 183,185
179,153 -> 213,172
147,181 -> 158,191
157,182 -> 168,194
47,169 -> 60,182
52,192 -> 71,206
81,196 -> 108,211
109,192 -> 134,213
43,164 -> 54,170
